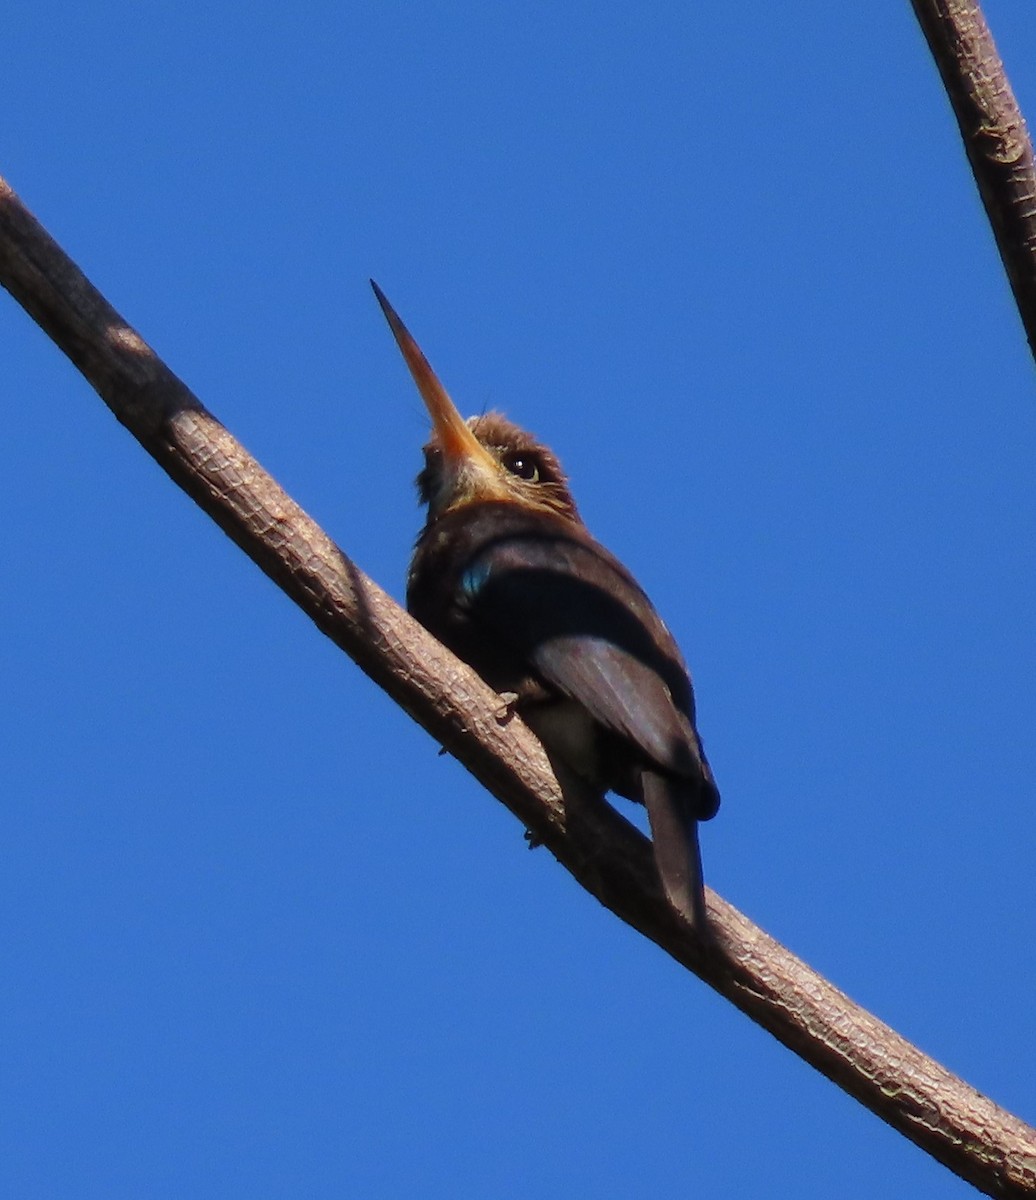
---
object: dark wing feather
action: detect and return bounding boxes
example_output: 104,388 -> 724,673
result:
460,530 -> 712,787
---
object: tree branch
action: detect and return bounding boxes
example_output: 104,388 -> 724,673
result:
2,175 -> 1034,1196
911,0 -> 1036,362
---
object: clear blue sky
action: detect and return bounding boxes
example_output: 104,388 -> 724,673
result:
3,4 -> 1035,1197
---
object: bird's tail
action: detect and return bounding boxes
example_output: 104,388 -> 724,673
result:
641,772 -> 708,932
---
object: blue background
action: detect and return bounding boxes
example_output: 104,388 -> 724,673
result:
3,4 -> 1034,1196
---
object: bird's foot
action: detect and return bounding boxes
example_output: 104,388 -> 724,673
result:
494,691 -> 520,723
524,828 -> 543,850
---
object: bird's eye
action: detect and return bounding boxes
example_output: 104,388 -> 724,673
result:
502,452 -> 540,482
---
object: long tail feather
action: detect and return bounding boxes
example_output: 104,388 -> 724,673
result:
641,771 -> 708,931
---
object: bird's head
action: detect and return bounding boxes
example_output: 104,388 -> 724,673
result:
372,281 -> 581,525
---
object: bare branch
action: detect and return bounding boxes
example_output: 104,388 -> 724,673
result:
911,0 -> 1036,362
2,175 -> 1035,1196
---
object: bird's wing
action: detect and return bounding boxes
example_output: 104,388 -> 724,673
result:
459,531 -> 713,791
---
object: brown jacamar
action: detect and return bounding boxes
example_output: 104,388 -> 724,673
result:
372,281 -> 720,929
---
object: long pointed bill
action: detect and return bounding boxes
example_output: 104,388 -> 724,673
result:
370,281 -> 501,476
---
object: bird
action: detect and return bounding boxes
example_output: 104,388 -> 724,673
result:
371,280 -> 720,929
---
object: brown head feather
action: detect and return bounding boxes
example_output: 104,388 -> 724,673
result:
417,410 -> 581,523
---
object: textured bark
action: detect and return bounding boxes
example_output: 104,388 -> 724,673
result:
911,0 -> 1036,361
3,173 -> 1036,1196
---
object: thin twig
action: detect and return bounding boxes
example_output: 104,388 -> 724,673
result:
911,0 -> 1036,361
2,175 -> 1035,1196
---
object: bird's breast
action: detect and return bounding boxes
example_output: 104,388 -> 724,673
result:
521,699 -> 599,777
